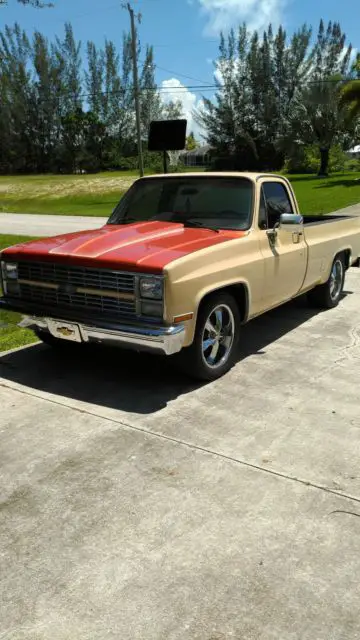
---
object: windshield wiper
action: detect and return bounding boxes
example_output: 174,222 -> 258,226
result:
183,220 -> 220,233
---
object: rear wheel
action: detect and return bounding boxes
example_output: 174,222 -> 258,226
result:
307,254 -> 345,309
175,293 -> 241,381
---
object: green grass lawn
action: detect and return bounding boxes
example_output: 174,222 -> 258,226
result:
0,170 -> 359,216
2,192 -> 123,216
289,173 -> 360,214
0,172 -> 137,216
0,234 -> 39,352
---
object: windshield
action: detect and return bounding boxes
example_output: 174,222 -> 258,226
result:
108,177 -> 253,231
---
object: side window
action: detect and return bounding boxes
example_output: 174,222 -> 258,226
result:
258,189 -> 267,229
262,182 -> 293,228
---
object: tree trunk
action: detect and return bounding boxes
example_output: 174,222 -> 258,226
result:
318,147 -> 329,176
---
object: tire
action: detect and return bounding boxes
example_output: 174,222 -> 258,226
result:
307,254 -> 345,309
175,292 -> 241,381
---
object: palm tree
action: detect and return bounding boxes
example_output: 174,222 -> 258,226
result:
281,76 -> 352,176
340,81 -> 360,120
340,55 -> 360,120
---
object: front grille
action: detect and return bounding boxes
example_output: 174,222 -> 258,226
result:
16,261 -> 137,319
18,261 -> 135,293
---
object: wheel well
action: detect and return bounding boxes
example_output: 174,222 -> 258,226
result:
198,284 -> 249,323
342,249 -> 352,270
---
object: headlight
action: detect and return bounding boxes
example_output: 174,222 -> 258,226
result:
2,262 -> 18,280
139,276 -> 163,300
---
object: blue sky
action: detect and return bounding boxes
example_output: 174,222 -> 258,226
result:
1,0 -> 359,138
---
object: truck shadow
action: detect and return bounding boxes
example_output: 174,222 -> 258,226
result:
0,296 -> 325,415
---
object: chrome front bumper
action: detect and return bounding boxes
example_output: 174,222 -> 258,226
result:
19,315 -> 186,356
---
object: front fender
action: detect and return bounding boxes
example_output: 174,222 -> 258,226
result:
179,278 -> 251,347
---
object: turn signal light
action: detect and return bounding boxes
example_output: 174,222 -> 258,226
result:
173,313 -> 194,324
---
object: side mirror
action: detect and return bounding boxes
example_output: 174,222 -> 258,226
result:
279,213 -> 303,232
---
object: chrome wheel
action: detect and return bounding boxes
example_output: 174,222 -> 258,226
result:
202,304 -> 235,369
329,258 -> 344,302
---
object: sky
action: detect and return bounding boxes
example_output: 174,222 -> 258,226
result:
1,0 -> 359,140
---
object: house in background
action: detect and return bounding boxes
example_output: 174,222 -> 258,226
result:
180,145 -> 213,167
347,145 -> 360,159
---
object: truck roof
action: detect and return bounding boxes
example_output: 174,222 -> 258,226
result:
141,171 -> 287,181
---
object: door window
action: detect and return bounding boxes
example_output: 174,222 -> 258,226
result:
262,182 -> 293,229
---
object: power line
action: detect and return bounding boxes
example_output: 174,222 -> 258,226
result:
153,64 -> 212,85
2,77 -> 352,105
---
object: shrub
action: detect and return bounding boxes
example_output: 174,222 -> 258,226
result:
284,144 -> 350,174
343,157 -> 360,172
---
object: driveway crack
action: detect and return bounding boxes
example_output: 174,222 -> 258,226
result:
2,380 -> 360,508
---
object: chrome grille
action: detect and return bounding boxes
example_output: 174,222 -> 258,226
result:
17,261 -> 135,293
17,261 -> 136,319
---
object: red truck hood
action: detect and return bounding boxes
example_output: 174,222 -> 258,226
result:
3,221 -> 245,273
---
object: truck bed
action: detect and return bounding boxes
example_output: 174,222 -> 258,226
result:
303,214 -> 353,225
301,213 -> 360,291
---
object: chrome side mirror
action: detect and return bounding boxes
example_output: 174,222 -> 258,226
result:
279,213 -> 304,233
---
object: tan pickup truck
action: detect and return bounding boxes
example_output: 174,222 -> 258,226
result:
1,172 -> 360,380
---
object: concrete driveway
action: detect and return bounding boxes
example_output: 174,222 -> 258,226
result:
0,212 -> 105,237
1,269 -> 360,639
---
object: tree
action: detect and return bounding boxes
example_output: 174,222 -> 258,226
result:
197,19 -> 356,175
196,23 -> 312,170
341,81 -> 360,121
31,31 -> 63,172
59,108 -> 86,173
186,132 -> 198,150
140,45 -> 162,137
282,76 -> 355,176
282,21 -> 355,175
55,23 -> 82,114
0,20 -> 175,174
162,99 -> 183,120
103,40 -> 122,130
0,23 -> 33,173
85,41 -> 104,120
340,55 -> 360,121
116,32 -> 135,152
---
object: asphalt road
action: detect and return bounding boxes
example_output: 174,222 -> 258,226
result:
1,268 -> 360,639
0,202 -> 360,238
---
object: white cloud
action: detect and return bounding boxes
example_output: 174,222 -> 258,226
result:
197,0 -> 288,35
161,78 -> 206,140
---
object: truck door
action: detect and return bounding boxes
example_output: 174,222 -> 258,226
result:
258,181 -> 307,309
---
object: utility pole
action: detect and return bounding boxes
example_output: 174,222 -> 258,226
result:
124,2 -> 144,177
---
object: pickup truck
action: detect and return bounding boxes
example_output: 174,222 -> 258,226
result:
1,172 -> 360,380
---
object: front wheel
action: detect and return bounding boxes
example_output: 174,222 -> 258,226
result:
175,293 -> 241,381
307,254 -> 345,309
